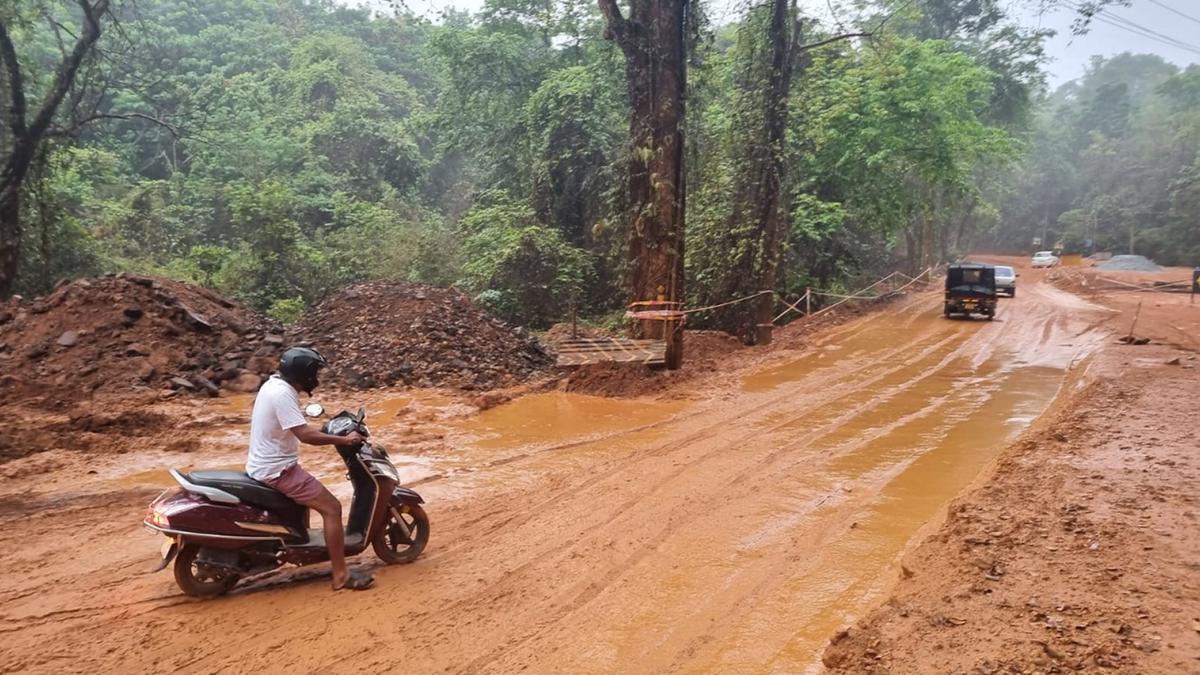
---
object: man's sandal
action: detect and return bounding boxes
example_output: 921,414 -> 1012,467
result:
335,571 -> 375,591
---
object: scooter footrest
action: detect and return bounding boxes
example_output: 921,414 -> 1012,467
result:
293,529 -> 363,550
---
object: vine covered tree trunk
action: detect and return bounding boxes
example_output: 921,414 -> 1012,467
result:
598,0 -> 689,368
749,0 -> 803,345
710,0 -> 803,343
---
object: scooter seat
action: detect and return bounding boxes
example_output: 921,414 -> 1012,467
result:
185,470 -> 300,514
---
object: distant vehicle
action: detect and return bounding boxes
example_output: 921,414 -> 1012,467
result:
1031,251 -> 1059,268
944,263 -> 997,320
994,265 -> 1017,297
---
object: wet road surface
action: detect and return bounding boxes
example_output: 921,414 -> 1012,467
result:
0,278 -> 1111,674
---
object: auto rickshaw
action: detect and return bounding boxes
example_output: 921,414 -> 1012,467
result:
944,263 -> 997,320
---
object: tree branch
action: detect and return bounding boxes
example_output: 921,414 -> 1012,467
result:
597,0 -> 631,46
794,31 -> 871,52
795,0 -> 915,53
52,112 -> 185,139
26,0 -> 111,142
0,20 -> 27,137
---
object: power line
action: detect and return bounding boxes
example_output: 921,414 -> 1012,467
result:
1093,17 -> 1200,56
1144,0 -> 1200,28
1094,13 -> 1200,55
1060,0 -> 1200,57
1066,0 -> 1200,52
1061,0 -> 1200,53
1095,5 -> 1200,53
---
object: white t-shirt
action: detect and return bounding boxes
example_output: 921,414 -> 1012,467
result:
246,375 -> 307,481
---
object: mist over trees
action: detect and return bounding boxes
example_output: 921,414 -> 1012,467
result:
1,0 -> 1194,334
984,53 -> 1200,264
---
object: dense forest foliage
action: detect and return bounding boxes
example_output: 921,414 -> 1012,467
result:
1,0 -> 1195,333
984,52 -> 1200,264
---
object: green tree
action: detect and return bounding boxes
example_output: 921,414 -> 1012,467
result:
459,193 -> 590,327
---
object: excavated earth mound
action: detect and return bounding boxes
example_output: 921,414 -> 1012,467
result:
288,281 -> 552,391
0,273 -> 284,404
1095,254 -> 1162,272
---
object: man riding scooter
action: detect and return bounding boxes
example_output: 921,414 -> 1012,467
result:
247,347 -> 373,591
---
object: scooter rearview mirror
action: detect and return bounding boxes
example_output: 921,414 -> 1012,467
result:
304,403 -> 325,418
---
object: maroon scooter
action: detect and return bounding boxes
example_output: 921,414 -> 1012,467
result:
143,404 -> 429,597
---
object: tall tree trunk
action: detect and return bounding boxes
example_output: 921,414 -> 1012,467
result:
0,0 -> 109,297
952,197 -> 978,255
599,0 -> 688,368
750,0 -> 803,345
0,184 -> 21,294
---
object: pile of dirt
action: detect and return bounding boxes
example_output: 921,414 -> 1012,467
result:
289,281 -> 552,390
0,274 -> 283,404
1096,254 -> 1162,272
558,362 -> 673,397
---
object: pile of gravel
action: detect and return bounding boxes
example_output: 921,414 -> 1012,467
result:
1096,255 -> 1162,272
0,274 -> 282,402
288,280 -> 552,390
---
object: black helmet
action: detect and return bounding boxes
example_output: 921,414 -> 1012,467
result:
278,347 -> 327,394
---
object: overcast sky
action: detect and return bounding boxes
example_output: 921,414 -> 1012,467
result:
360,0 -> 1200,87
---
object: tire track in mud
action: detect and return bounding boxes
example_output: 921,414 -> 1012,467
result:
145,307 -> 970,674
0,282 -> 1110,674
447,284 -> 1104,673
216,292 -> 1063,673
86,297 -> 959,673
390,304 -> 961,567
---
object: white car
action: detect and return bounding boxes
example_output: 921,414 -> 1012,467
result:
1030,251 -> 1059,268
994,265 -> 1017,297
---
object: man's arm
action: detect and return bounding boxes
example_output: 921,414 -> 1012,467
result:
291,424 -> 364,447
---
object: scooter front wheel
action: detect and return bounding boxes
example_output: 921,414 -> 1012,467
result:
373,505 -> 429,564
174,544 -> 240,597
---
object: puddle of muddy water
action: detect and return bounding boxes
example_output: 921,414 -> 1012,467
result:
455,392 -> 686,450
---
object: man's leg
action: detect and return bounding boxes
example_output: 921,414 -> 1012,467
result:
266,464 -> 369,590
306,489 -> 350,590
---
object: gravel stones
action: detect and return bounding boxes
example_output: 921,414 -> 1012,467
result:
288,280 -> 552,391
1096,255 -> 1163,272
0,275 -> 282,402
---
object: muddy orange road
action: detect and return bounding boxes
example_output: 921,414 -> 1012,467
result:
0,279 -> 1111,674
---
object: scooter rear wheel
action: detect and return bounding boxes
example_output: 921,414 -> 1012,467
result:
373,505 -> 429,564
173,544 -> 240,597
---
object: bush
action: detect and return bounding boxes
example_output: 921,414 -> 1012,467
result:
267,297 -> 307,324
460,199 -> 591,328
